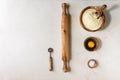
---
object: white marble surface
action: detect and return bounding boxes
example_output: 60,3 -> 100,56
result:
0,0 -> 120,80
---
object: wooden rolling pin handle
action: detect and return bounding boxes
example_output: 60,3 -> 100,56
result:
63,61 -> 68,72
62,57 -> 68,72
49,57 -> 53,71
62,3 -> 67,15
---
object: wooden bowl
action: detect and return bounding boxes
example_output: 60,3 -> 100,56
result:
80,5 -> 106,32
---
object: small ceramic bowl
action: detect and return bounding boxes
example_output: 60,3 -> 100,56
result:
84,37 -> 99,51
87,59 -> 98,68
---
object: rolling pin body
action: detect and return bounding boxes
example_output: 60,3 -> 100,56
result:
61,3 -> 69,72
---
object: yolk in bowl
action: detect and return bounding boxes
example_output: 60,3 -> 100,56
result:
88,41 -> 95,48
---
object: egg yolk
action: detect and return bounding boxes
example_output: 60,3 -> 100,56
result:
88,41 -> 95,48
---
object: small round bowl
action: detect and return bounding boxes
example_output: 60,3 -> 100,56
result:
87,59 -> 98,68
84,37 -> 99,51
80,6 -> 105,32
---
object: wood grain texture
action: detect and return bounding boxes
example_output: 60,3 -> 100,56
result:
61,3 -> 69,72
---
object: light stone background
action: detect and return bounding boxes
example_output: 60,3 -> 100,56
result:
0,0 -> 120,80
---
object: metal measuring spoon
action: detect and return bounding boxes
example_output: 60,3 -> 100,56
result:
48,48 -> 54,71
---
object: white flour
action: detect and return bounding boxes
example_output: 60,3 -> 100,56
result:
82,9 -> 103,30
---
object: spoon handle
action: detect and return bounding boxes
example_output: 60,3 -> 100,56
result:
49,56 -> 53,71
96,4 -> 107,18
100,4 -> 107,12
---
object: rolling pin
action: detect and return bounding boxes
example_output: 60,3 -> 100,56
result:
61,3 -> 69,72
